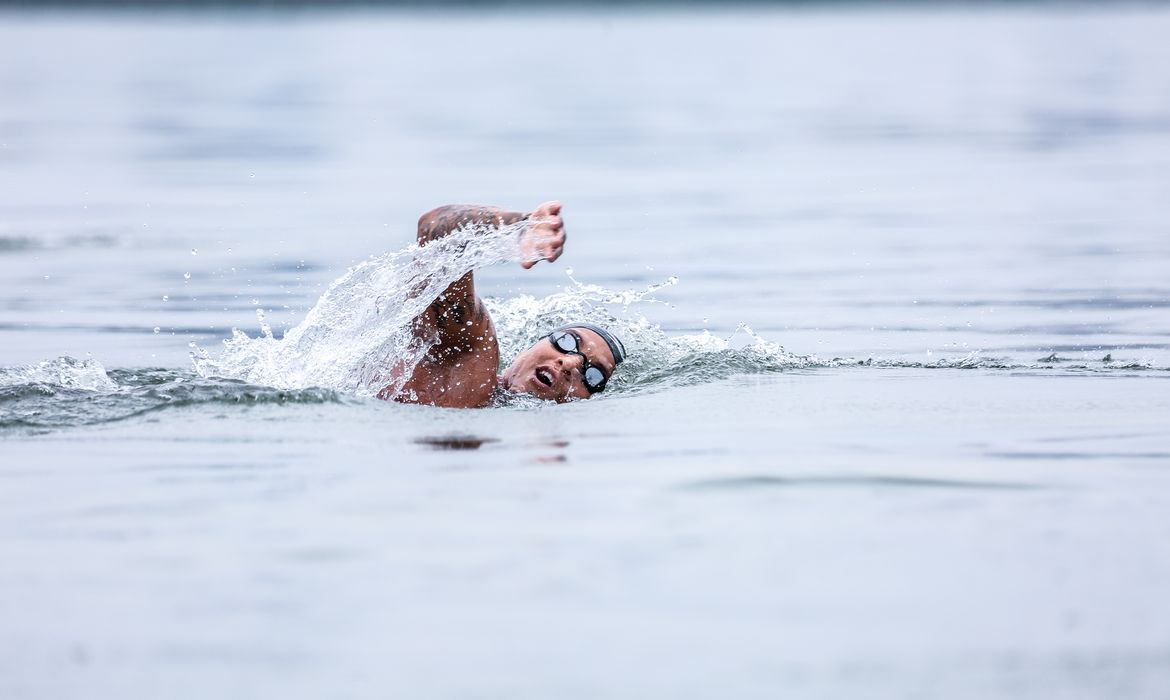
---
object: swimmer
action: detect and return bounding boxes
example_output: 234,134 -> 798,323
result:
380,201 -> 626,408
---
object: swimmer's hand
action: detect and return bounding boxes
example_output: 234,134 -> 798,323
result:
519,201 -> 566,270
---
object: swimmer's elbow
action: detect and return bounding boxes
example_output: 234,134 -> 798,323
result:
417,206 -> 450,245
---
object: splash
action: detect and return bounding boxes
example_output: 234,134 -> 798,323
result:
191,218 -> 769,399
0,366 -> 345,431
192,225 -> 1169,404
192,222 -> 527,397
483,272 -> 844,397
0,356 -> 118,392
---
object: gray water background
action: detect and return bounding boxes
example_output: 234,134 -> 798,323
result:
2,5 -> 1170,698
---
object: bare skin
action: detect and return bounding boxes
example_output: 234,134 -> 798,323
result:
498,326 -> 618,403
381,201 -> 617,408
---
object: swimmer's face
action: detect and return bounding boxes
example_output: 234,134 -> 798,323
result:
499,327 -> 618,403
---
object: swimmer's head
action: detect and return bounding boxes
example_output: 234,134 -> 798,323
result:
499,324 -> 626,403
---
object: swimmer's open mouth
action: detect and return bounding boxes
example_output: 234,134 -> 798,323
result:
535,367 -> 554,388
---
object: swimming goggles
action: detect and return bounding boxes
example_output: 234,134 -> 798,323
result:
548,330 -> 610,393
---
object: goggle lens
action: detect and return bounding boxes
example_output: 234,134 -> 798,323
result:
584,366 -> 606,389
548,330 -> 609,393
552,332 -> 577,353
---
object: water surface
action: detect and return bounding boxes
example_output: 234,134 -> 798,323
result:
2,5 -> 1170,698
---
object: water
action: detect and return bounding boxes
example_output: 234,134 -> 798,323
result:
189,221 -> 532,397
3,5 -> 1170,698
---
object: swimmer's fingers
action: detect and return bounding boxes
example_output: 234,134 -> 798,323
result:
519,227 -> 565,269
519,201 -> 566,269
534,221 -> 566,262
530,214 -> 562,232
544,228 -> 566,262
531,200 -> 562,219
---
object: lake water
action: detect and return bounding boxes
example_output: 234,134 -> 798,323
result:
2,5 -> 1170,698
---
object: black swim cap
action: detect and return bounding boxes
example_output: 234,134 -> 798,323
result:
552,323 -> 627,365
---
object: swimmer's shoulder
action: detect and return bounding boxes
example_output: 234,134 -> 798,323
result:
395,331 -> 500,408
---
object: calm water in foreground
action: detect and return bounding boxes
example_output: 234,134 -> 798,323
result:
2,6 -> 1169,698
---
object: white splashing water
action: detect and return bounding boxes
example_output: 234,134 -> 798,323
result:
3,234 -> 1160,405
193,222 -> 529,397
190,219 -> 834,399
0,357 -> 118,391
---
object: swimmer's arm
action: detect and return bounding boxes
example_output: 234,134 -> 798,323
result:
414,206 -> 519,350
415,203 -> 565,350
416,204 -> 527,246
417,201 -> 565,269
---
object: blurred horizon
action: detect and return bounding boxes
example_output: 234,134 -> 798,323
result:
0,0 -> 1157,9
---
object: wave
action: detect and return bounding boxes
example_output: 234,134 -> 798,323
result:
0,357 -> 345,430
4,240 -> 1165,429
3,337 -> 1164,432
4,332 -> 1165,435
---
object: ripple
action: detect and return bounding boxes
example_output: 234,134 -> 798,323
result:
0,361 -> 348,431
677,475 -> 1042,492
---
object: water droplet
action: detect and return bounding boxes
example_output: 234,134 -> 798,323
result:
251,298 -> 259,305
153,327 -> 161,334
565,267 -> 574,276
256,308 -> 274,339
188,341 -> 197,348
190,248 -> 198,256
43,275 -> 50,280
183,272 -> 191,280
249,173 -> 255,179
162,295 -> 169,301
